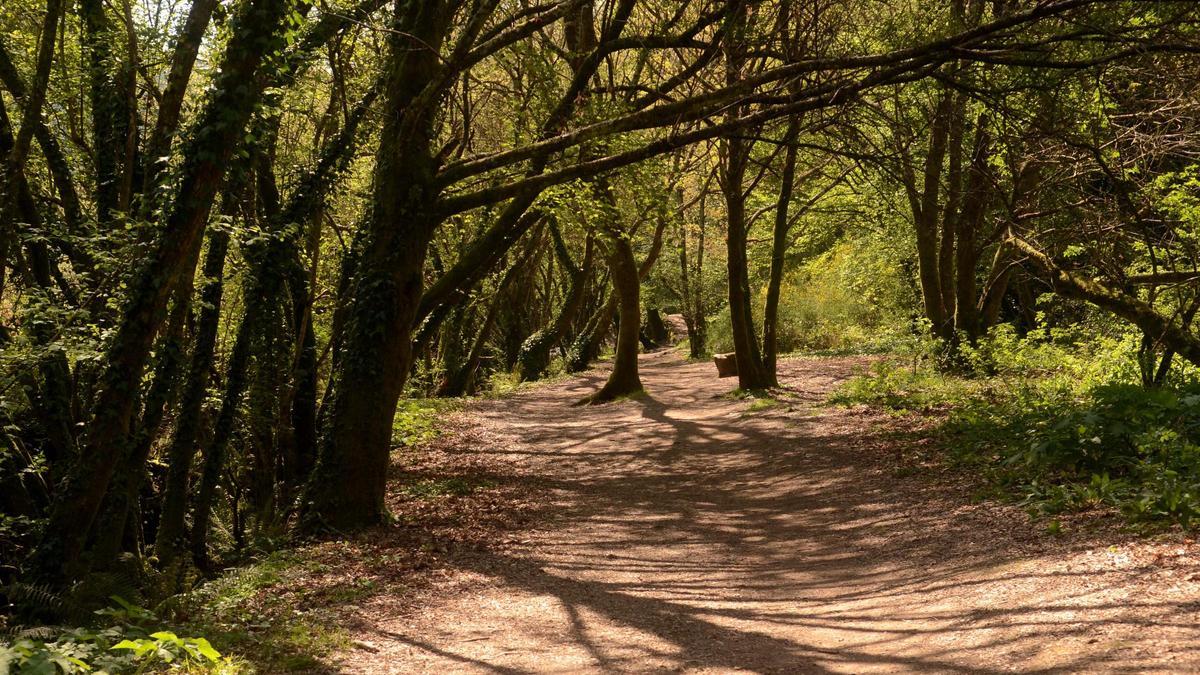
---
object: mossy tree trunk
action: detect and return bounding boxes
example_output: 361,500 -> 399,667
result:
678,188 -> 708,359
300,0 -> 455,532
155,228 -> 230,567
721,4 -> 773,390
520,227 -> 594,381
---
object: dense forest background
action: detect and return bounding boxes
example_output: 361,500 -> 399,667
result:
3,0 -> 1200,670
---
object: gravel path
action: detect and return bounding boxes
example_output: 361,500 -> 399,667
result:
341,350 -> 1200,673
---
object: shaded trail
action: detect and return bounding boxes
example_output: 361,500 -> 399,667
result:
343,351 -> 1200,673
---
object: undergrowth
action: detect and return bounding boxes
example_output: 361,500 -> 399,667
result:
169,550 -> 350,673
392,398 -> 460,447
1,594 -> 237,674
398,476 -> 496,499
2,396 -> 463,673
831,324 -> 1200,531
486,362 -> 576,398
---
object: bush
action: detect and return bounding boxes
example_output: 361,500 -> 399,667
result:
163,550 -> 353,672
828,360 -> 974,412
941,381 -> 1200,527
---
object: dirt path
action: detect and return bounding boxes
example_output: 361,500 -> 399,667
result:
341,351 -> 1200,673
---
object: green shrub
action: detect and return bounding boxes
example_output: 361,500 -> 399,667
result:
169,551 -> 346,672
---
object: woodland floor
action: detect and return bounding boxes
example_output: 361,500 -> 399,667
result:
326,350 -> 1200,674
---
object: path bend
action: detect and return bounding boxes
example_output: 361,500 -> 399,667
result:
343,351 -> 1200,674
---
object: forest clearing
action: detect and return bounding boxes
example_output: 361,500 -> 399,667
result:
5,0 -> 1200,671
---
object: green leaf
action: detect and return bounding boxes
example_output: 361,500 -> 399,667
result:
191,638 -> 222,662
110,639 -> 141,650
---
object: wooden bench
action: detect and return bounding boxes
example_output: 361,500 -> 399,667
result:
713,352 -> 738,378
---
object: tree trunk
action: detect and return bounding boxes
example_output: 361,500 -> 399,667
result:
300,0 -> 452,532
4,0 -> 66,175
285,209 -> 323,494
0,39 -> 82,234
190,311 -> 253,570
142,0 -> 219,193
937,91 -> 965,325
589,227 -> 642,403
155,229 -> 229,567
0,96 -> 77,469
185,79 -> 378,552
89,288 -> 190,569
913,93 -> 954,340
953,116 -> 992,340
978,242 -> 1015,332
439,275 -> 510,398
723,139 -> 772,390
244,142 -> 288,527
681,189 -> 708,359
568,201 -> 668,375
520,229 -> 594,381
721,5 -> 772,390
78,0 -> 131,224
763,120 -> 799,377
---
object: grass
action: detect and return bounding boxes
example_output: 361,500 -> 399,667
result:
485,365 -> 575,398
717,386 -> 795,417
827,360 -> 979,413
721,387 -> 775,401
574,387 -> 648,406
176,469 -> 503,672
747,397 -> 784,412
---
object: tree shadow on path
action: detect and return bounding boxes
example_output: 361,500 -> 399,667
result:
351,352 -> 1200,673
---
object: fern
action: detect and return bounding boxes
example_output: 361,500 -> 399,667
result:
13,624 -> 59,640
4,581 -> 71,622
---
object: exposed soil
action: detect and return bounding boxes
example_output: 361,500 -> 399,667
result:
336,350 -> 1200,673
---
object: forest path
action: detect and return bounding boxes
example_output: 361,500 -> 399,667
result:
341,351 -> 1200,673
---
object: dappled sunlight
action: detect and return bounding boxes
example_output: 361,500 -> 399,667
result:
341,353 -> 1200,673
